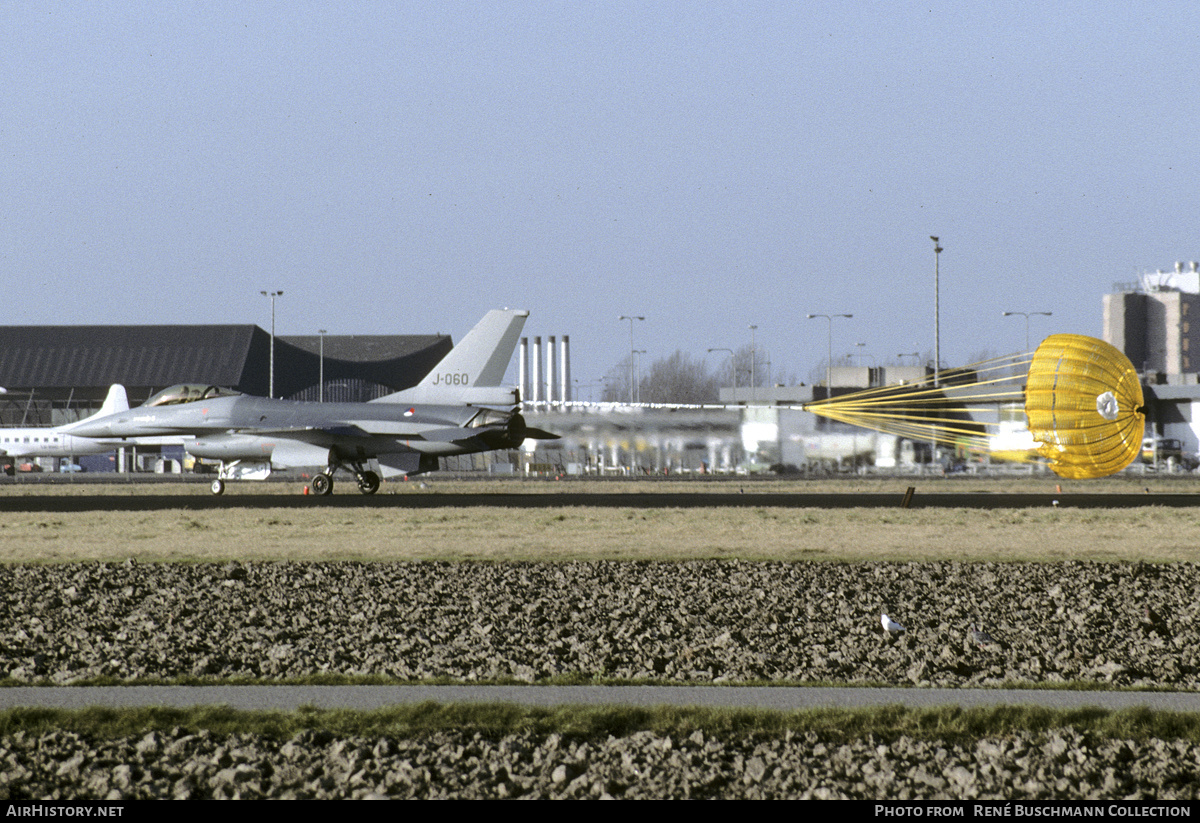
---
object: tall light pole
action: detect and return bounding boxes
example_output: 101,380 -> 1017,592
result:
633,350 -> 647,404
931,236 -> 942,386
806,313 -> 853,394
1001,311 -> 1052,352
748,324 -> 758,401
618,315 -> 644,403
318,329 -> 327,402
260,290 -> 283,398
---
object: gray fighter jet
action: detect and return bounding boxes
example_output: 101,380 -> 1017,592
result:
68,309 -> 556,495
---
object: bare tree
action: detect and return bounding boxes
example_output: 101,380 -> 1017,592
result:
711,344 -> 770,392
602,350 -> 719,404
965,348 -> 1004,365
640,350 -> 719,404
601,355 -> 635,403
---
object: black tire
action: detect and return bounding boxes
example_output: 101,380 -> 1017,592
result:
357,470 -> 380,495
310,474 -> 333,496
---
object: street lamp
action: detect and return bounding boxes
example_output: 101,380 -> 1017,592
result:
852,343 -> 876,365
930,236 -> 942,386
318,329 -> 327,402
807,314 -> 852,393
260,290 -> 283,398
749,324 -> 758,400
618,315 -> 644,403
1001,311 -> 1052,352
572,378 -> 589,403
633,350 -> 647,404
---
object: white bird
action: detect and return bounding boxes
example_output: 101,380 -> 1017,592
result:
881,613 -> 905,633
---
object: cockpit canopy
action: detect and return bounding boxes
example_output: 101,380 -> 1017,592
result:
143,384 -> 242,407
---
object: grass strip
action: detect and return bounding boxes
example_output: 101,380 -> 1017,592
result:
2,675 -> 1189,690
6,504 -> 1200,563
4,704 -> 1200,745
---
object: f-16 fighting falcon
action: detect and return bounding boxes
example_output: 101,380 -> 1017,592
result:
68,309 -> 556,496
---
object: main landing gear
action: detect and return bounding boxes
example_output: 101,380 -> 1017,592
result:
356,470 -> 380,495
307,463 -> 380,497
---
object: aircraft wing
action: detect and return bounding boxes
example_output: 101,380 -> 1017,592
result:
320,424 -> 495,444
315,421 -> 469,438
233,422 -> 483,443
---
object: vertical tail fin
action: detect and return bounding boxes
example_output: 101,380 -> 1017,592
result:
96,384 -> 130,417
59,385 -> 129,432
418,309 -> 529,389
373,310 -> 529,405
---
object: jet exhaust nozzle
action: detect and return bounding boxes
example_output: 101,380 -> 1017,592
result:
469,410 -> 530,449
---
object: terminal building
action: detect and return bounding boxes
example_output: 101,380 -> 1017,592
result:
1103,261 -> 1200,379
1103,262 -> 1200,467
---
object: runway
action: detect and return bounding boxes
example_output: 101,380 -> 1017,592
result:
4,685 -> 1200,712
1,490 -> 1198,512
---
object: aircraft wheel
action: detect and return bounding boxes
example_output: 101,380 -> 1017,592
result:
357,470 -> 380,495
310,473 -> 333,496
210,479 -> 225,495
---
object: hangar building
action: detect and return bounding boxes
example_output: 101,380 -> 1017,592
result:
0,325 -> 452,427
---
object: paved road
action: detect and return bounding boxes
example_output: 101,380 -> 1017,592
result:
4,686 -> 1200,712
0,491 -> 1197,512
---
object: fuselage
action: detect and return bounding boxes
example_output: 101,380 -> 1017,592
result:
0,429 -> 117,458
69,395 -> 483,438
0,383 -> 131,459
67,393 -> 525,469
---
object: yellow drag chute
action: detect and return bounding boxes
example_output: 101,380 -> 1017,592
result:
802,333 -> 1145,479
1025,334 -> 1144,479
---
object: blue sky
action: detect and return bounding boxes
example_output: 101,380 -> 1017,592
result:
3,2 -> 1197,392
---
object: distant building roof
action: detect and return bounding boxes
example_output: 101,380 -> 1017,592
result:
281,334 -> 447,363
0,326 -> 260,394
0,325 -> 453,414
